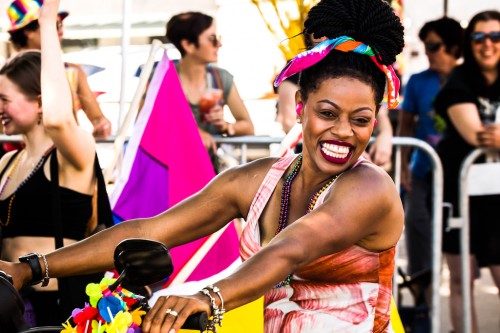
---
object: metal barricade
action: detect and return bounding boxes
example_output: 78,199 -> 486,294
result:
449,148 -> 500,333
0,134 -> 444,332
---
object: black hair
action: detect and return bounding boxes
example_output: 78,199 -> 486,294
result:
0,51 -> 41,100
463,10 -> 500,81
299,0 -> 404,106
8,20 -> 40,51
165,12 -> 213,57
419,17 -> 464,59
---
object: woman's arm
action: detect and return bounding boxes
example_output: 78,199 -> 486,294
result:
448,103 -> 483,146
368,106 -> 393,167
277,80 -> 299,134
224,84 -> 254,136
72,63 -> 112,138
39,0 -> 95,171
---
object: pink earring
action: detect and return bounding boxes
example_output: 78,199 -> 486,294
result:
295,103 -> 303,115
374,119 -> 378,127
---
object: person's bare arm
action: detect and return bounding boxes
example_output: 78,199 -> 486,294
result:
277,80 -> 299,134
448,103 -> 483,146
224,84 -> 254,136
368,106 -> 393,166
0,157 -> 272,289
72,63 -> 112,138
39,0 -> 95,172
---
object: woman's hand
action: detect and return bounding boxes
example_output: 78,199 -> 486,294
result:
38,0 -> 59,25
477,124 -> 500,148
92,116 -> 112,138
0,261 -> 31,290
142,294 -> 210,333
199,128 -> 218,155
203,105 -> 226,133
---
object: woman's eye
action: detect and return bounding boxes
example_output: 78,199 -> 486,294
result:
353,117 -> 370,125
319,110 -> 335,117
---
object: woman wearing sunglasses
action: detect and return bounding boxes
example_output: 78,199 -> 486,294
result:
166,12 -> 254,172
434,10 -> 500,333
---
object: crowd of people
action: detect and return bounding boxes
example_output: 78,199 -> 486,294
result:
0,0 -> 499,332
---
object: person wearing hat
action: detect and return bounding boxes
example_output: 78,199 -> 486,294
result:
5,0 -> 112,140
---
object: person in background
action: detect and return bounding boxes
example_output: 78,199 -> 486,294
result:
6,0 -> 112,139
434,10 -> 500,333
165,12 -> 254,169
397,17 -> 464,298
0,0 -> 112,324
0,0 -> 405,331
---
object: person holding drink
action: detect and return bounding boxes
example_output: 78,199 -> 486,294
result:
166,12 -> 254,170
434,10 -> 500,333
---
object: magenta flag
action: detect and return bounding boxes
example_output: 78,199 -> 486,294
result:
110,52 -> 240,286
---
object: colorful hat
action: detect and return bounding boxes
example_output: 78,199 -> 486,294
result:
7,0 -> 69,32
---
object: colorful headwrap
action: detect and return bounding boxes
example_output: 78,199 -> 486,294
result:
274,36 -> 400,109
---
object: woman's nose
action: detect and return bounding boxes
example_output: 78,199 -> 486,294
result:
332,118 -> 353,137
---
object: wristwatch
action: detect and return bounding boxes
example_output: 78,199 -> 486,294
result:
19,253 -> 49,286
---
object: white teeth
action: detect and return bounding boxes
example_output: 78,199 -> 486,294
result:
321,143 -> 350,159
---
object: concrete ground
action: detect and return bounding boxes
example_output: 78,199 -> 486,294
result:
396,236 -> 500,333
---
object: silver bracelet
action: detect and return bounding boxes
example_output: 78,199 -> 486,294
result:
206,284 -> 224,310
200,287 -> 225,332
38,253 -> 50,287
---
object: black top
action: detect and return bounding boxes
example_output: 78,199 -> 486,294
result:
434,64 -> 500,203
0,150 -> 92,240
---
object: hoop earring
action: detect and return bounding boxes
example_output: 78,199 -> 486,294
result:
295,103 -> 303,115
37,113 -> 42,125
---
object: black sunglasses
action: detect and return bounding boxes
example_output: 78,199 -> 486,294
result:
424,42 -> 443,53
470,31 -> 500,44
207,35 -> 221,47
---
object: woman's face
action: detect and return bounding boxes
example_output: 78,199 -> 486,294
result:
194,23 -> 221,63
0,76 -> 39,135
470,19 -> 500,72
300,77 -> 376,175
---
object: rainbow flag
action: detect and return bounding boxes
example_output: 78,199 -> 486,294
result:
110,51 -> 263,332
110,52 -> 239,284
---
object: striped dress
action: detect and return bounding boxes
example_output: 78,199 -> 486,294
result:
240,154 -> 395,333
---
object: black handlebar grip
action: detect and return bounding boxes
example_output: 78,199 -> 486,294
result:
181,312 -> 208,331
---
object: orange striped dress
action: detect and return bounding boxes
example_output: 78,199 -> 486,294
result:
240,154 -> 395,333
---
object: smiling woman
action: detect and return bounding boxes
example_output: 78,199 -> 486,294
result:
434,9 -> 500,333
0,1 -> 405,332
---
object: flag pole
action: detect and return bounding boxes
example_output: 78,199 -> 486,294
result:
104,39 -> 164,184
271,122 -> 303,157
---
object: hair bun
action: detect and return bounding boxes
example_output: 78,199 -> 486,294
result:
304,0 -> 404,65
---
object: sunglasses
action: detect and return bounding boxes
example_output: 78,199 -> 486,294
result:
208,35 -> 222,47
424,42 -> 443,53
470,31 -> 500,44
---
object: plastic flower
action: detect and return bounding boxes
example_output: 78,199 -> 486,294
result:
86,283 -> 105,307
106,311 -> 133,333
74,305 -> 99,325
91,319 -> 107,333
98,295 -> 126,322
122,296 -> 138,309
61,320 -> 76,333
129,307 -> 147,326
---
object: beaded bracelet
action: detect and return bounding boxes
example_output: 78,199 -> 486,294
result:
200,286 -> 225,332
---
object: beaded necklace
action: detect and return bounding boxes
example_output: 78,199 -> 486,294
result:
0,147 -> 53,227
274,154 -> 340,288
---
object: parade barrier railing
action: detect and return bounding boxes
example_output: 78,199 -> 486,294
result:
448,148 -> 500,333
0,134 -> 444,333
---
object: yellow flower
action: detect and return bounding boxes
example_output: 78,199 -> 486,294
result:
61,320 -> 76,333
130,307 -> 147,326
106,311 -> 132,333
91,319 -> 107,333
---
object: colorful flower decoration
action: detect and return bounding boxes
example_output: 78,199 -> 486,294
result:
62,277 -> 147,333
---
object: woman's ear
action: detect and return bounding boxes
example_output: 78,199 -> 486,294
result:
37,95 -> 42,108
180,39 -> 194,55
